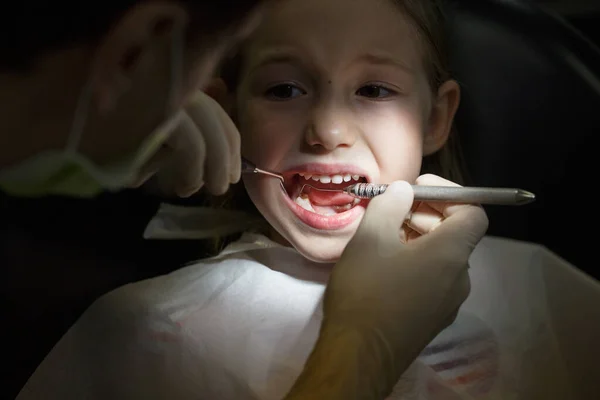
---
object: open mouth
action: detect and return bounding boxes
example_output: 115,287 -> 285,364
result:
283,172 -> 368,216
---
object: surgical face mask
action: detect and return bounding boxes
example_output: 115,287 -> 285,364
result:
0,28 -> 185,198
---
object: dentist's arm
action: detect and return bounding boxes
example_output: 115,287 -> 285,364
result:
285,177 -> 489,399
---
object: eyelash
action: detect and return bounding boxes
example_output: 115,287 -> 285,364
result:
356,83 -> 399,100
264,83 -> 306,101
263,82 -> 399,101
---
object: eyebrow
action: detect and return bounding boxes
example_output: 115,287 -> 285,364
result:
247,50 -> 310,75
353,53 -> 415,74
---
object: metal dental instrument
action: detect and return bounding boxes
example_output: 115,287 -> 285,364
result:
241,158 -> 535,206
241,157 -> 285,183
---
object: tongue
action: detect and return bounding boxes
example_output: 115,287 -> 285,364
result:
307,188 -> 355,206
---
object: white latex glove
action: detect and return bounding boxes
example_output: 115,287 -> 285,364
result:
131,90 -> 241,197
321,174 -> 489,397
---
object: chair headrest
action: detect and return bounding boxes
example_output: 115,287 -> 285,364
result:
445,0 -> 598,274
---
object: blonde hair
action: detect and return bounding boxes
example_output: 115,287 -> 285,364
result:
205,0 -> 467,255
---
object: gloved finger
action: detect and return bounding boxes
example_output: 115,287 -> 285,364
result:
162,113 -> 207,197
415,173 -> 460,188
434,204 -> 488,247
406,202 -> 443,235
402,225 -> 421,243
415,173 -> 487,240
186,91 -> 231,195
415,203 -> 488,269
354,180 -> 414,246
414,174 -> 462,217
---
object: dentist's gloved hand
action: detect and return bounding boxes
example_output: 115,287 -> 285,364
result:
131,90 -> 241,197
287,174 -> 488,400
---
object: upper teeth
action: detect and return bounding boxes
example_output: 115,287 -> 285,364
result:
298,173 -> 362,184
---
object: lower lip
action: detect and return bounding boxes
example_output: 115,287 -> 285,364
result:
281,190 -> 367,230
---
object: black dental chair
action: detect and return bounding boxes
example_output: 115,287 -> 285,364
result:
2,0 -> 599,398
446,0 -> 598,278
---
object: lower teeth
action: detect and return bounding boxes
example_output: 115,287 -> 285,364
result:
336,203 -> 353,211
295,195 -> 315,212
294,194 -> 355,215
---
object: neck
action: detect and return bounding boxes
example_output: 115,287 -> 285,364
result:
0,48 -> 90,168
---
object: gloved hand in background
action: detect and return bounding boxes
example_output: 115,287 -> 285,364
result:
287,174 -> 489,400
131,88 -> 241,198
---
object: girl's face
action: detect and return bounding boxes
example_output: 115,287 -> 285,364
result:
236,0 -> 458,262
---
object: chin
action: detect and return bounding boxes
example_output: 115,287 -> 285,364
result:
286,230 -> 356,263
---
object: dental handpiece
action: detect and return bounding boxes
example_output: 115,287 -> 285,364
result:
344,183 -> 536,206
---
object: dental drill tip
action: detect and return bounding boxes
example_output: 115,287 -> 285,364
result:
516,189 -> 536,205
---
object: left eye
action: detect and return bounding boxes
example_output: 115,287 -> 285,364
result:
356,85 -> 396,99
265,84 -> 306,100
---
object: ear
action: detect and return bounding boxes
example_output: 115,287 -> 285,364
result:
202,77 -> 234,114
90,2 -> 188,113
423,80 -> 460,156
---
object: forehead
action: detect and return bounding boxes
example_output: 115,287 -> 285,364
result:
244,0 -> 422,69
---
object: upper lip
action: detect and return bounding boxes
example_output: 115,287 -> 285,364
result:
282,163 -> 372,183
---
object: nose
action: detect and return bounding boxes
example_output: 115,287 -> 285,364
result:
305,97 -> 357,151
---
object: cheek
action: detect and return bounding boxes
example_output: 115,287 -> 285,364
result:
359,102 -> 425,181
238,100 -> 305,169
242,176 -> 283,236
243,175 -> 267,207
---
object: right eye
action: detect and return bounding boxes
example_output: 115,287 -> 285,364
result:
264,84 -> 306,100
